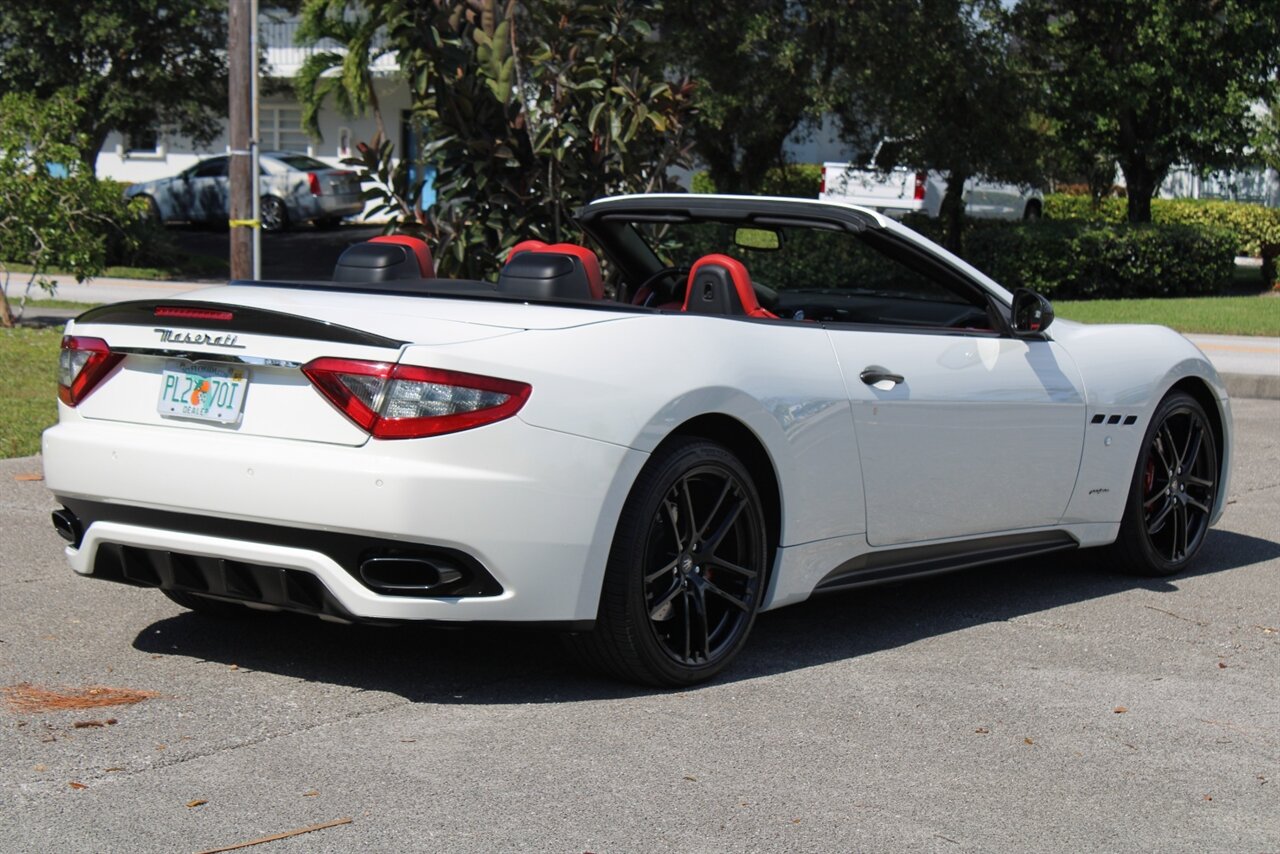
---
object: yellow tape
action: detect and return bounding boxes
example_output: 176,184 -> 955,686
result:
228,219 -> 260,228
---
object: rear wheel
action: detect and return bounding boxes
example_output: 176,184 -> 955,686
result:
135,194 -> 161,224
260,196 -> 289,232
1111,391 -> 1218,576
568,437 -> 768,686
1023,200 -> 1042,220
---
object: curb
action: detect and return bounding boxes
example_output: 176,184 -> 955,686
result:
1221,373 -> 1280,402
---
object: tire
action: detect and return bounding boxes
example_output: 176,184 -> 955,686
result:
260,196 -> 289,232
1023,200 -> 1042,221
567,437 -> 768,687
162,589 -> 252,618
1110,391 -> 1219,577
135,194 -> 161,225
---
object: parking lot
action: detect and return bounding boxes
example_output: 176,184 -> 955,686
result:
1,397 -> 1277,852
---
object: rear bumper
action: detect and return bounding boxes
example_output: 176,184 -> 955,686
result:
43,416 -> 647,623
308,194 -> 364,220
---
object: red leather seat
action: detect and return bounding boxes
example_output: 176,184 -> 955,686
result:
682,254 -> 776,318
368,235 -> 434,278
507,241 -> 604,300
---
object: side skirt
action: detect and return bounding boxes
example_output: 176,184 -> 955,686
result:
815,530 -> 1078,594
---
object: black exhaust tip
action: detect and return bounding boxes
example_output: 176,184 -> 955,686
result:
51,507 -> 82,546
359,555 -> 465,595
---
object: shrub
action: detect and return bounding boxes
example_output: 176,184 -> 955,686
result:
690,163 -> 823,198
958,221 -> 1237,299
1044,193 -> 1280,257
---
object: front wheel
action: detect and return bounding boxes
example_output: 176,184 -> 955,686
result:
260,196 -> 289,232
1111,391 -> 1218,576
569,437 -> 768,686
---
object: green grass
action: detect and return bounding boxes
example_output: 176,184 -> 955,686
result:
0,327 -> 62,458
3,253 -> 228,282
17,299 -> 96,310
1055,295 -> 1280,337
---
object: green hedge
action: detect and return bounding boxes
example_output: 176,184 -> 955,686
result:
970,221 -> 1236,298
690,164 -> 823,198
1044,194 -> 1280,257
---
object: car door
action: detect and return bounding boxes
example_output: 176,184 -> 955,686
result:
820,233 -> 1087,547
183,156 -> 230,223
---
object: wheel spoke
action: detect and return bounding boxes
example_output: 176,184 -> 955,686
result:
647,582 -> 682,621
687,585 -> 709,662
702,495 -> 747,554
662,498 -> 685,552
1184,495 -> 1211,515
1157,424 -> 1178,473
706,554 -> 758,579
1180,422 -> 1204,472
704,578 -> 752,612
1147,496 -> 1174,535
645,556 -> 680,585
693,479 -> 734,544
680,479 -> 698,548
1174,501 -> 1189,560
1185,474 -> 1214,489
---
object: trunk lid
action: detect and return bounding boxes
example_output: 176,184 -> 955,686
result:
63,287 -> 618,446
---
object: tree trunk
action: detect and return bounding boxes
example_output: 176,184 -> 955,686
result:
1118,159 -> 1166,224
940,171 -> 968,254
0,287 -> 14,329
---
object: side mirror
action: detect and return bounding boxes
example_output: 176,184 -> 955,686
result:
1011,288 -> 1054,336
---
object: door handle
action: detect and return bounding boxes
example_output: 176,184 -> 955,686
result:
860,366 -> 905,386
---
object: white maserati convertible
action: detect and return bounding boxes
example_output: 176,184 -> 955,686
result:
43,194 -> 1231,686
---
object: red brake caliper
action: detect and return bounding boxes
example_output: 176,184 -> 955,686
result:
1144,458 -> 1156,494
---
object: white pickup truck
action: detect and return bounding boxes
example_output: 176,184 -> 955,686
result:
818,148 -> 1043,220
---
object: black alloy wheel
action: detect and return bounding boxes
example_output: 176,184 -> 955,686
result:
1113,391 -> 1218,576
570,437 -> 768,686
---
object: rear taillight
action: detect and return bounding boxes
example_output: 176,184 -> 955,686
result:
913,171 -> 926,201
819,172 -> 826,194
58,336 -> 124,407
307,172 -> 323,195
302,358 -> 531,439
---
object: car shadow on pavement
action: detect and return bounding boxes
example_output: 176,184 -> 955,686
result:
130,528 -> 1279,703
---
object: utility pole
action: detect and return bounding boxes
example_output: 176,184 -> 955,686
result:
228,0 -> 253,279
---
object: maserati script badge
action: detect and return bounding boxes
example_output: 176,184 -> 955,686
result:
153,328 -> 246,349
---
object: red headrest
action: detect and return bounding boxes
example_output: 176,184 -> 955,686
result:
683,254 -> 776,318
369,235 -> 434,278
506,240 -> 603,300
507,240 -> 549,262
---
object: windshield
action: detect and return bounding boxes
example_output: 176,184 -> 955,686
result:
633,220 -> 968,304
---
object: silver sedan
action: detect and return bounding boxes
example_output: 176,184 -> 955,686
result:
125,151 -> 364,231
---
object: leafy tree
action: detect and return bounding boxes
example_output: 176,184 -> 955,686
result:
0,1 -> 228,169
1015,0 -> 1280,223
1256,99 -> 1280,176
829,0 -> 1043,250
364,0 -> 695,279
659,0 -> 834,193
294,0 -> 395,145
0,94 -> 142,328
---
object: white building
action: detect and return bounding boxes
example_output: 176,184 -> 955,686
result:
94,15 -> 416,211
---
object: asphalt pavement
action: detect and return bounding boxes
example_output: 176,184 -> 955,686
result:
1,398 -> 1276,851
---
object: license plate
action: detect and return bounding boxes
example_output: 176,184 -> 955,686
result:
157,361 -> 248,424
